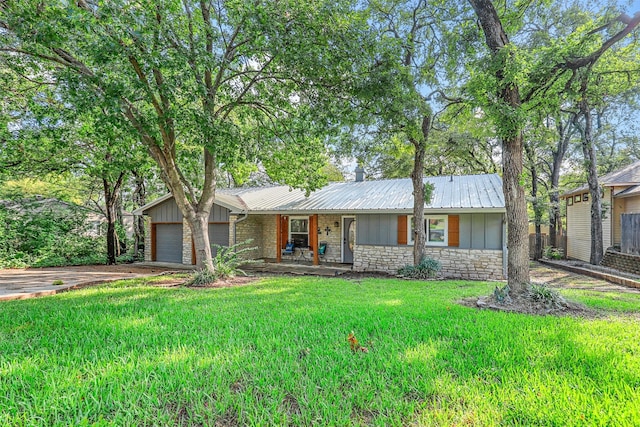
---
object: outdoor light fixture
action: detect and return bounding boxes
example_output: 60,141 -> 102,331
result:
334,221 -> 340,228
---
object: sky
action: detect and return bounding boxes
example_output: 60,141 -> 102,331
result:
620,0 -> 640,14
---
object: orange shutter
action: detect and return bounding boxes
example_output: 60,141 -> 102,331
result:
398,215 -> 408,245
448,215 -> 459,247
280,215 -> 289,249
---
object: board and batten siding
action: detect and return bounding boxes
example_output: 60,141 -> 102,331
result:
356,213 -> 502,250
356,214 -> 398,245
148,198 -> 230,223
566,188 -> 612,262
458,213 -> 503,250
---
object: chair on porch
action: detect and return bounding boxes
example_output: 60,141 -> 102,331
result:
318,241 -> 328,260
282,241 -> 295,260
307,241 -> 328,262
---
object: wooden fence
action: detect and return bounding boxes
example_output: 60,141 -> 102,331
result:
529,234 -> 567,259
621,213 -> 640,255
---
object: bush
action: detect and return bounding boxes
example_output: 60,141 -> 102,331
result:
543,246 -> 564,260
186,239 -> 258,285
398,257 -> 441,279
0,201 -> 105,268
529,284 -> 566,309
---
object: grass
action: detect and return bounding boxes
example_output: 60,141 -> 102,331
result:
1,276 -> 640,426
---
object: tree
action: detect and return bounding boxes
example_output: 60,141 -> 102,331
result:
1,1 -> 363,270
467,0 -> 640,291
350,0 -> 463,265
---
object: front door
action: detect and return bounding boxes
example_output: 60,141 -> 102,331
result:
342,217 -> 355,263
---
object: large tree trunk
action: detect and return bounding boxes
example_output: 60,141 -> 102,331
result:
503,135 -> 531,290
469,0 -> 530,291
132,171 -> 146,260
186,212 -> 214,270
575,100 -> 604,264
411,115 -> 431,265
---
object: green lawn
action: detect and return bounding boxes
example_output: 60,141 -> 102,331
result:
1,276 -> 640,426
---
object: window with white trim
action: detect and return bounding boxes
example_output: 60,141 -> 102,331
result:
289,217 -> 309,248
408,215 -> 448,246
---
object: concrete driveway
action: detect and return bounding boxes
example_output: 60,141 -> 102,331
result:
0,264 -> 176,301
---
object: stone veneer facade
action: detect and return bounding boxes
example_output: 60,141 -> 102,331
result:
182,218 -> 192,264
353,244 -> 504,280
144,217 -> 152,262
231,214 -> 345,262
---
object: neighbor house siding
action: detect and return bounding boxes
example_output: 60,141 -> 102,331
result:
566,194 -> 592,262
612,189 -> 626,245
604,188 -> 612,251
626,195 -> 640,212
566,188 -> 613,261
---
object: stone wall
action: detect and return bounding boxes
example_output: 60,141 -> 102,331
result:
601,248 -> 640,275
262,216 -> 277,259
317,214 -> 343,263
182,218 -> 192,264
234,215 -> 265,259
144,217 -> 152,262
354,245 -> 504,280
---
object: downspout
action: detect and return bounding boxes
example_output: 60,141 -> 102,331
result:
233,210 -> 249,245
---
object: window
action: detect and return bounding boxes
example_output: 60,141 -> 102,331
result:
567,196 -> 573,206
408,215 -> 448,246
289,217 -> 309,248
574,194 -> 581,203
582,192 -> 589,201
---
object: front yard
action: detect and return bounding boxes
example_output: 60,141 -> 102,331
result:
1,275 -> 639,426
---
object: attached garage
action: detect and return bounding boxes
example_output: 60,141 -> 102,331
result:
154,223 -> 183,263
136,194 -> 238,265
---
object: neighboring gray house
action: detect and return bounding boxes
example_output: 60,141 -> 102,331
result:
134,173 -> 507,280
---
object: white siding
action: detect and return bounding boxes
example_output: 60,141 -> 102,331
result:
567,195 -> 592,262
566,188 -> 612,262
604,189 -> 612,250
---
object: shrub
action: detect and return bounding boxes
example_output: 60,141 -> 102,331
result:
397,257 -> 441,279
186,239 -> 258,285
529,283 -> 566,309
543,246 -> 564,260
0,201 -> 105,268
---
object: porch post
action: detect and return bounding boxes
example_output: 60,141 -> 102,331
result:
276,214 -> 282,263
312,214 -> 319,265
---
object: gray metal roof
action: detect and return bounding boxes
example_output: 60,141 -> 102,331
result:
221,174 -> 505,213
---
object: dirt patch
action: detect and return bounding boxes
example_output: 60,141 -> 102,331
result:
185,276 -> 259,289
23,264 -> 178,275
458,293 -> 600,318
458,262 -> 638,317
